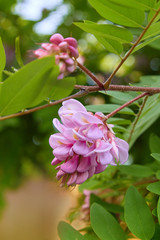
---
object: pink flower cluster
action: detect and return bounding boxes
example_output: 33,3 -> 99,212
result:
49,99 -> 129,186
33,33 -> 79,79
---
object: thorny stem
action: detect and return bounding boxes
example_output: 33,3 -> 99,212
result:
128,95 -> 149,143
103,7 -> 160,90
77,61 -> 104,89
0,90 -> 88,121
105,92 -> 149,120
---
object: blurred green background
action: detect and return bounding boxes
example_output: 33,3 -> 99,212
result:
0,0 -> 160,239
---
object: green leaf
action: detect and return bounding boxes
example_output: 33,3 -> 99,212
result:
147,181 -> 160,195
58,221 -> 84,240
142,22 -> 160,41
108,0 -> 156,10
148,1 -> 160,24
91,203 -> 126,240
133,35 -> 160,53
149,37 -> 160,50
151,153 -> 160,162
74,22 -> 133,43
86,104 -> 135,115
107,117 -> 131,125
124,76 -> 160,147
151,224 -> 160,240
125,186 -> 155,240
0,37 -> 6,73
88,0 -> 145,28
90,194 -> 124,214
95,35 -> 123,55
50,77 -> 76,100
84,233 -> 99,240
158,198 -> 160,224
15,37 -> 24,67
150,134 -> 160,154
0,56 -> 59,116
101,90 -> 135,103
118,164 -> 154,178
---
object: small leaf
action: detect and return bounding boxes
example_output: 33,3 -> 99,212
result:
58,221 -> 84,240
15,37 -> 24,67
0,37 -> 6,73
151,153 -> 160,162
88,0 -> 145,28
142,22 -> 160,41
86,104 -> 135,115
147,181 -> 160,195
74,22 -> 133,43
156,171 -> 160,180
124,186 -> 155,240
118,164 -> 154,178
91,203 -> 126,240
133,35 -> 160,53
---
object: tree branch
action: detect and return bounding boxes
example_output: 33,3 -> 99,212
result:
105,92 -> 149,120
128,95 -> 149,143
103,7 -> 160,89
77,61 -> 104,89
75,84 -> 160,94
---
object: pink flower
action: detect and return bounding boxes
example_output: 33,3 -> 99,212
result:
33,33 -> 79,79
49,99 -> 129,186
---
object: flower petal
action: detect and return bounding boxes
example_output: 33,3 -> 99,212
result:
61,155 -> 79,173
53,145 -> 71,160
73,141 -> 90,155
67,172 -> 77,186
77,157 -> 90,172
76,172 -> 89,184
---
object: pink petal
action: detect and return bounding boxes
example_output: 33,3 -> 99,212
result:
69,46 -> 79,58
88,166 -> 96,178
49,133 -> 71,149
56,169 -> 65,180
64,37 -> 78,48
77,157 -> 90,172
73,141 -> 90,155
65,58 -> 74,65
59,99 -> 87,114
67,65 -> 76,73
76,172 -> 89,184
59,41 -> 68,52
67,172 -> 77,186
57,73 -> 65,80
86,124 -> 103,140
34,49 -> 48,58
73,112 -> 103,126
50,33 -> 64,44
98,151 -> 113,165
53,145 -> 71,160
61,155 -> 79,173
51,158 -> 61,165
95,164 -> 107,174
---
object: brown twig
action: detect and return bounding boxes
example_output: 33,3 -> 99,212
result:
128,95 -> 149,143
105,92 -> 148,119
103,7 -> 160,89
0,90 -> 88,121
75,84 -> 160,94
77,61 -> 104,89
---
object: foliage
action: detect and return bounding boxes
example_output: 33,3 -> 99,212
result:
0,0 -> 160,239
